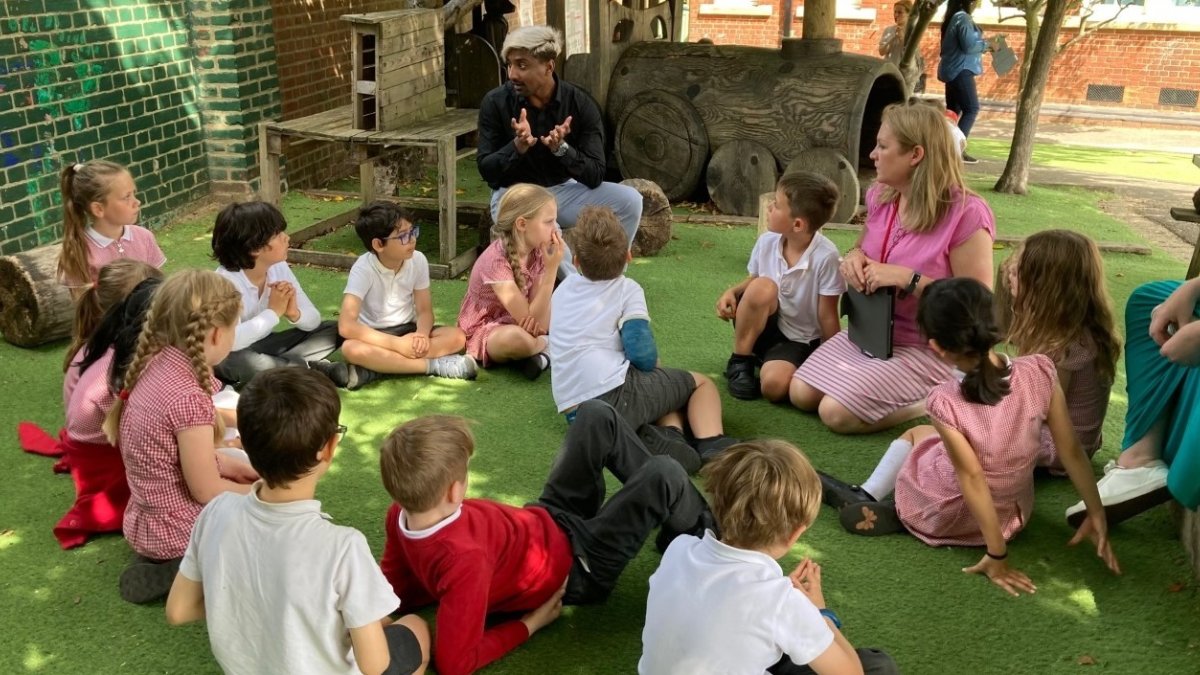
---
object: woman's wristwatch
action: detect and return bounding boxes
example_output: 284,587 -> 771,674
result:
899,271 -> 922,298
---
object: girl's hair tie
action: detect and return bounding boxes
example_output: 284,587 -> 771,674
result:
73,162 -> 85,172
118,389 -> 130,401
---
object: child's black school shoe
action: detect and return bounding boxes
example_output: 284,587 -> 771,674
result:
839,501 -> 905,536
696,434 -> 741,465
119,555 -> 181,604
818,471 -> 875,510
516,353 -> 550,381
655,507 -> 719,554
638,424 -> 702,475
723,357 -> 761,400
308,360 -> 350,388
345,364 -> 382,391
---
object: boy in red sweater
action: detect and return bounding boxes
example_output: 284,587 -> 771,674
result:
379,399 -> 714,675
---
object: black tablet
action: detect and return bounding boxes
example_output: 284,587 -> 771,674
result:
841,287 -> 894,360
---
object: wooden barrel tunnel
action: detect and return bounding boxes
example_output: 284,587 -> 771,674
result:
606,41 -> 907,215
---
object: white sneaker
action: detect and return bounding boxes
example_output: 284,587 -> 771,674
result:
431,354 -> 478,380
1065,460 -> 1170,527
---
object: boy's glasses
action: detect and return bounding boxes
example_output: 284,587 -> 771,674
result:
384,226 -> 420,245
335,424 -> 348,439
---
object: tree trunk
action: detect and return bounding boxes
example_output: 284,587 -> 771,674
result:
1018,0 -> 1044,92
898,0 -> 940,91
0,244 -> 74,347
995,0 -> 1070,194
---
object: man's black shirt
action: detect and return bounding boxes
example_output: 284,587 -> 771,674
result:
477,76 -> 607,190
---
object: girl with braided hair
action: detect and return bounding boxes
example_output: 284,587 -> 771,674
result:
458,183 -> 564,380
819,279 -> 1120,596
103,269 -> 259,604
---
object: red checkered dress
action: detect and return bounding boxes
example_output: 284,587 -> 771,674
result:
457,239 -> 546,366
894,354 -> 1057,547
119,346 -> 220,560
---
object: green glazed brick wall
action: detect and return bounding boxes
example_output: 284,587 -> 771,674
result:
0,0 -> 281,255
0,1 -> 209,255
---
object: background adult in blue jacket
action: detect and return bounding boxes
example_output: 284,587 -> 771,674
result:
937,0 -> 994,164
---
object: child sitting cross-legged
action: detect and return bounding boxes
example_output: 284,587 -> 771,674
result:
717,172 -> 846,401
378,400 -> 715,675
820,278 -> 1121,596
338,202 -> 475,390
211,201 -> 346,389
166,368 -> 430,675
640,440 -> 898,675
551,206 -> 737,473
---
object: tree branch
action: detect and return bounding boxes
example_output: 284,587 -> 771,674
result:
1060,0 -> 1134,53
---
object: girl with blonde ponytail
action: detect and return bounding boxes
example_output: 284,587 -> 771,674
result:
457,183 -> 564,379
57,160 -> 165,294
104,269 -> 258,604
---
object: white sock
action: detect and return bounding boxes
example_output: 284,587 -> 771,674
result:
860,438 -> 913,500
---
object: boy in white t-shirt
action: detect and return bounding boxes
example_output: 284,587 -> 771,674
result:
640,440 -> 898,675
211,201 -> 345,389
717,172 -> 846,401
550,207 -> 736,474
336,202 -> 475,390
166,367 -> 431,675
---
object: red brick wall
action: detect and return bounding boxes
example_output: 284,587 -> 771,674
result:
270,0 -> 395,190
689,1 -> 1200,115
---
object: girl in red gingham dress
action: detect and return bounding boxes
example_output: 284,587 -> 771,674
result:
458,183 -> 564,380
820,279 -> 1121,596
103,269 -> 259,604
1002,230 -> 1122,472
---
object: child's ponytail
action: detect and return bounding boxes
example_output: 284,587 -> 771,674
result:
493,183 -> 556,294
102,269 -> 241,446
64,259 -> 161,371
961,322 -> 1011,406
918,278 -> 1011,406
57,160 -> 131,289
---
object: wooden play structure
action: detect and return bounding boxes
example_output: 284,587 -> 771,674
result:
259,8 -> 483,279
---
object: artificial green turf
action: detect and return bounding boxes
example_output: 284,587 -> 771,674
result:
2,185 -> 1199,674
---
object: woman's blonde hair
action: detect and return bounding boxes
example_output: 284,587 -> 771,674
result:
1007,230 -> 1121,383
493,183 -> 555,294
876,100 -> 973,233
58,160 -> 130,289
103,269 -> 241,445
64,259 -> 162,371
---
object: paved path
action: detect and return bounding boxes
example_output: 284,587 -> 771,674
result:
966,120 -> 1199,262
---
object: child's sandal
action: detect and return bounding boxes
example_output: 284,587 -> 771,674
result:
839,501 -> 905,536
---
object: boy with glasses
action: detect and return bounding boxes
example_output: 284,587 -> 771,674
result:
166,368 -> 431,675
335,201 -> 475,389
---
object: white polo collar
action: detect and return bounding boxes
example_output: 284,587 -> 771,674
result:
85,225 -> 134,247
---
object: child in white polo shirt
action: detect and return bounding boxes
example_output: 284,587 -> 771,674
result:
337,202 -> 475,390
716,172 -> 845,401
550,206 -> 736,474
639,440 -> 898,675
166,368 -> 430,675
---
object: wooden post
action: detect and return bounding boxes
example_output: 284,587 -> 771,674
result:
438,136 -> 457,265
357,146 -> 377,204
802,0 -> 836,40
259,121 -> 282,205
781,0 -> 794,38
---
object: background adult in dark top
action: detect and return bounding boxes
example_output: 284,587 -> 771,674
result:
477,25 -> 641,276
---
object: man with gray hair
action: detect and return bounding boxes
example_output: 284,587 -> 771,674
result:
477,25 -> 641,277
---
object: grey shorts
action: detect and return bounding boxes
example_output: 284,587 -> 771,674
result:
381,623 -> 423,675
595,366 -> 697,429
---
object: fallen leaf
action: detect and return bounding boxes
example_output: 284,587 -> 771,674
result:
1168,581 -> 1186,592
992,243 -> 1005,250
1077,655 -> 1097,666
73,596 -> 82,605
1115,272 -> 1124,277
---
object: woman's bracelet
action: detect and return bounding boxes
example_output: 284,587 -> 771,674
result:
985,549 -> 1008,561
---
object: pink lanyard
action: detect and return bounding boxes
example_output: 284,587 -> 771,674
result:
879,203 -> 900,264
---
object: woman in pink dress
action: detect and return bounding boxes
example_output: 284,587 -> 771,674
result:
789,100 -> 996,434
820,279 -> 1120,596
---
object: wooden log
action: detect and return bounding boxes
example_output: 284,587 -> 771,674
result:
615,91 -> 709,202
607,42 -> 906,173
707,140 -> 778,218
621,178 -> 673,257
784,147 -> 860,224
0,244 -> 74,347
